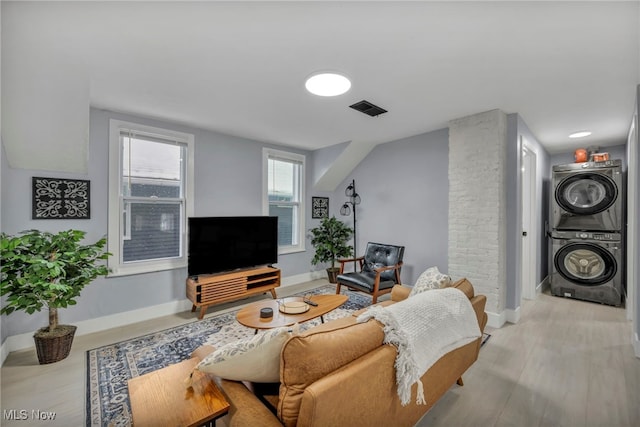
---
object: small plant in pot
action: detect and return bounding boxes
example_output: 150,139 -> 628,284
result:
309,216 -> 353,283
1,229 -> 110,364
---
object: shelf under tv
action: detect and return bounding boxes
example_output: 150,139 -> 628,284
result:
186,266 -> 280,320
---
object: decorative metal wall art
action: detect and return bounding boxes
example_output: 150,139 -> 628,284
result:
32,177 -> 91,219
311,197 -> 329,218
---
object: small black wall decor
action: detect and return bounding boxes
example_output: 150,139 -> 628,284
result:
32,177 -> 91,219
311,197 -> 329,218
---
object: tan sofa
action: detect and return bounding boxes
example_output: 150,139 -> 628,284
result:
192,278 -> 487,427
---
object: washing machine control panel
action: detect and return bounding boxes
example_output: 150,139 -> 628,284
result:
574,231 -> 619,241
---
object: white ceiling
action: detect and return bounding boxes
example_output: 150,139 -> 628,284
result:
2,1 -> 639,164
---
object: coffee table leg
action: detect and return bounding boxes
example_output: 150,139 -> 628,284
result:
320,315 -> 325,323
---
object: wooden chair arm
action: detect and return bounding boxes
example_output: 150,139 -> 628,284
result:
338,256 -> 365,264
339,256 -> 365,274
373,261 -> 403,274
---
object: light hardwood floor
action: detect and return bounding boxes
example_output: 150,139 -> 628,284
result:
418,291 -> 640,427
1,282 -> 639,427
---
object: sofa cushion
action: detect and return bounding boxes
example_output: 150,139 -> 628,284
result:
410,266 -> 452,296
196,326 -> 293,383
278,316 -> 385,427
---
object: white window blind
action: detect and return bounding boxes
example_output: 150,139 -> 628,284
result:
263,148 -> 305,254
108,120 -> 194,276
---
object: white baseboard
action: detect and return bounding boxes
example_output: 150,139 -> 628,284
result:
1,298 -> 194,365
281,270 -> 325,287
1,272 -> 321,366
0,341 -> 9,367
486,310 -> 506,328
634,332 -> 640,359
506,306 -> 521,324
486,306 -> 521,328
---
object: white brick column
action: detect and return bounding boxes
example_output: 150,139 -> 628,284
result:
448,109 -> 507,315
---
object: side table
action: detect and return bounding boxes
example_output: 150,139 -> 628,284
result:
128,358 -> 230,427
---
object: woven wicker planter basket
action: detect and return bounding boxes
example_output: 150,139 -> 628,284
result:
34,325 -> 77,364
326,267 -> 340,284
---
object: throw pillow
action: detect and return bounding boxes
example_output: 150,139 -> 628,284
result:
196,326 -> 295,383
410,266 -> 452,297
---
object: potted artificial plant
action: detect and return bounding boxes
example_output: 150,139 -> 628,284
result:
1,229 -> 109,364
309,216 -> 353,283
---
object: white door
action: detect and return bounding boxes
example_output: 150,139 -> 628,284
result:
521,139 -> 537,300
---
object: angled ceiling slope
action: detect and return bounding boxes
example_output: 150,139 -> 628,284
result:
312,141 -> 377,192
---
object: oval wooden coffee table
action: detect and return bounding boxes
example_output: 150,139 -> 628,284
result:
236,294 -> 348,332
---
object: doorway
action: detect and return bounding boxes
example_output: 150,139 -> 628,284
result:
520,138 -> 538,300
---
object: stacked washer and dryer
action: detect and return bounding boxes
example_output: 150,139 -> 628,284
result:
550,159 -> 625,306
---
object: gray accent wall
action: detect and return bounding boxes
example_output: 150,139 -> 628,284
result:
0,108 -> 317,339
325,128 -> 450,285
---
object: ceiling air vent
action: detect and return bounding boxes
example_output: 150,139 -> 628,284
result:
349,100 -> 388,117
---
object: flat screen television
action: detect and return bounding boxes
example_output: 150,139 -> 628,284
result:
188,216 -> 278,277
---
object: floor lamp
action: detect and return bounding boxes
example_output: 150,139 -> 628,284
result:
340,179 -> 361,271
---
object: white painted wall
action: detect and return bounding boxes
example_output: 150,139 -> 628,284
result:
448,110 -> 508,318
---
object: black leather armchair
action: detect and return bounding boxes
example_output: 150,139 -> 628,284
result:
336,242 -> 405,304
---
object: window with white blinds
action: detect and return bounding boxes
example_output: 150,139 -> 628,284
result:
108,119 -> 194,276
263,148 -> 305,254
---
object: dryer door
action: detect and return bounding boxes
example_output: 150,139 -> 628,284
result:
555,172 -> 618,215
554,243 -> 617,286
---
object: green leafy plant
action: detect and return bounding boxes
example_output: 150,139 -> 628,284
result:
1,229 -> 110,332
309,216 -> 353,270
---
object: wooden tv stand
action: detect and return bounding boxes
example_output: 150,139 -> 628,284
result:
186,266 -> 280,319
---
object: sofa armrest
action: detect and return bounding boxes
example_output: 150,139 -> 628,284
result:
390,284 -> 411,302
470,295 -> 488,332
215,378 -> 283,427
190,345 -> 282,427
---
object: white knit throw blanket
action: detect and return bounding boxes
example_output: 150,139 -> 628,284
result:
356,288 -> 481,406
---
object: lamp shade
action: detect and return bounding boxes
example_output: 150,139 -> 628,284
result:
345,184 -> 355,197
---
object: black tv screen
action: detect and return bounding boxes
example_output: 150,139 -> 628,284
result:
188,216 -> 278,277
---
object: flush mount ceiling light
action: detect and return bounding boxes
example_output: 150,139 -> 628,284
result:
569,131 -> 592,138
305,72 -> 351,97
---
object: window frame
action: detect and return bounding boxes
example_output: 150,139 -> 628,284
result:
108,119 -> 195,277
262,148 -> 306,254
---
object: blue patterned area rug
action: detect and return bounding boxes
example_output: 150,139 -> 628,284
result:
85,285 -> 371,427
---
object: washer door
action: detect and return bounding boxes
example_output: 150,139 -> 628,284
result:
555,173 -> 618,215
554,243 -> 617,286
